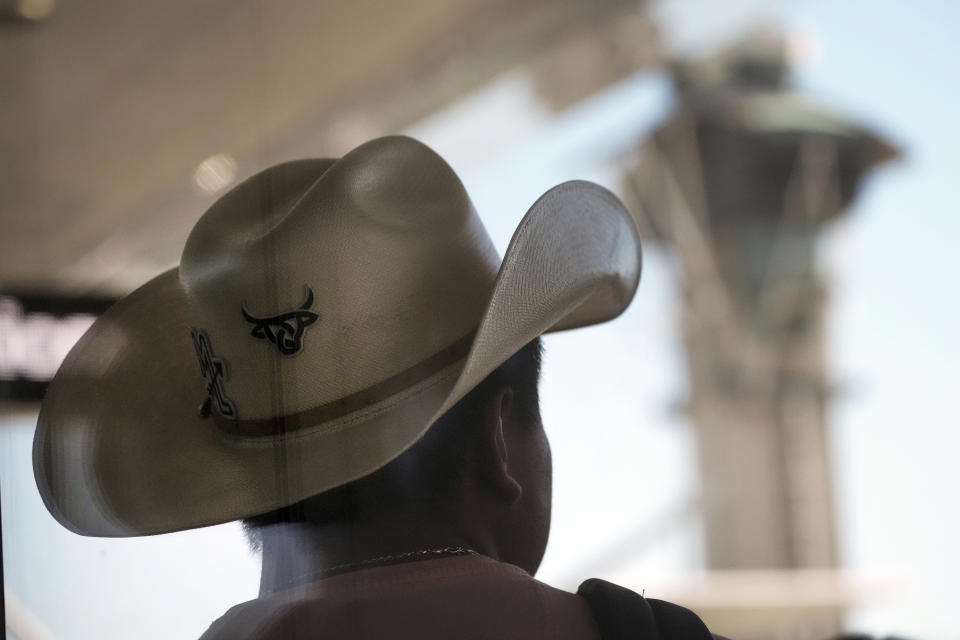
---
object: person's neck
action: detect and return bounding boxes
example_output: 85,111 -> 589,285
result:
256,510 -> 499,596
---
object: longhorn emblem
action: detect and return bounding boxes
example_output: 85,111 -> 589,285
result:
241,286 -> 319,355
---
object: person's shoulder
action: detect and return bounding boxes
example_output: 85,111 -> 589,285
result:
197,598 -> 270,640
419,555 -> 603,639
517,572 -> 603,639
198,556 -> 602,640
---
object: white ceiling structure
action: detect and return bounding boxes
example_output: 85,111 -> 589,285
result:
0,0 -> 653,295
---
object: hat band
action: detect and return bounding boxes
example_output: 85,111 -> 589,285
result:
212,330 -> 476,438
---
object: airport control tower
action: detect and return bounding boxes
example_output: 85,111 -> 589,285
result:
622,32 -> 899,637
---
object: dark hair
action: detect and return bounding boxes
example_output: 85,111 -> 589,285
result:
241,337 -> 544,550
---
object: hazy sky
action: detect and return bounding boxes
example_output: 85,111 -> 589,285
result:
781,1 -> 960,635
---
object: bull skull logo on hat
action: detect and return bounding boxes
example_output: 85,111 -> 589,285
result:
241,286 -> 320,355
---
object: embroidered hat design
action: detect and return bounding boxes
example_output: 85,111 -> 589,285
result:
190,328 -> 237,419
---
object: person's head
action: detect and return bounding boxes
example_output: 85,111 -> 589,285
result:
34,136 -> 641,548
241,337 -> 551,574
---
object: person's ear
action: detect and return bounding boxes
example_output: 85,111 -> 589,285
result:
480,386 -> 523,505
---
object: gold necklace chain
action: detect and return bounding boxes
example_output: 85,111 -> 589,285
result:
283,545 -> 479,589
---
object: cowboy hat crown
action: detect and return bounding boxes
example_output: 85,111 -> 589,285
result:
181,137 -> 500,429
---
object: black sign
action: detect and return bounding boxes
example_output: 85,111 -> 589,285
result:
0,293 -> 116,402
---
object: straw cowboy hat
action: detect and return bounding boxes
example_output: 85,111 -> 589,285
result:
34,135 -> 642,537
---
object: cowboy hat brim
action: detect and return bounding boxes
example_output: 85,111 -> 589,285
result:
34,179 -> 641,536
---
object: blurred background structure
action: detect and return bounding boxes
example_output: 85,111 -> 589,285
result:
0,0 -> 656,294
621,33 -> 898,638
2,1 -> 957,639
